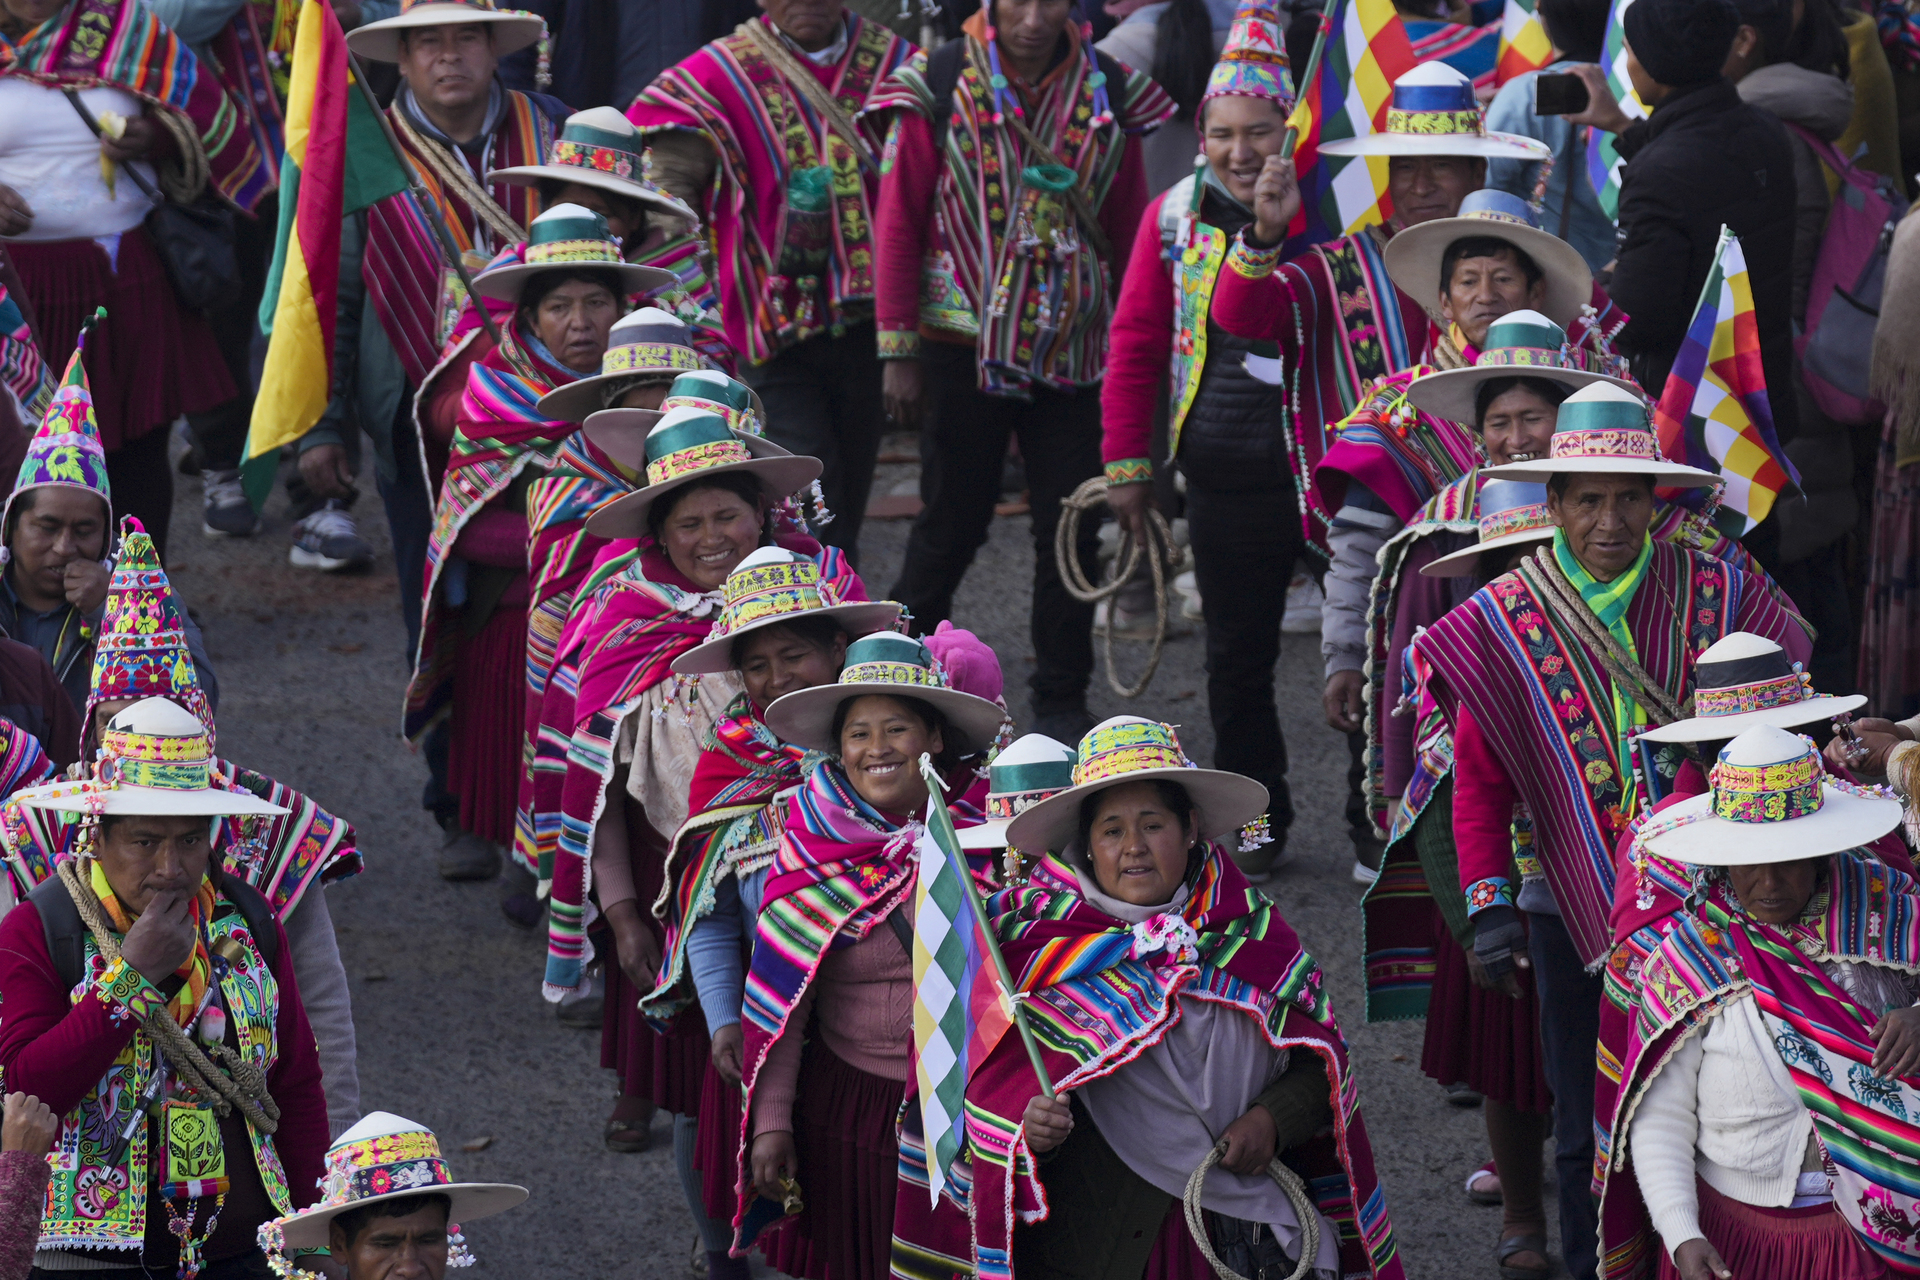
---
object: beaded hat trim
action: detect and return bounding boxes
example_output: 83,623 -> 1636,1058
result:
1072,719 -> 1197,785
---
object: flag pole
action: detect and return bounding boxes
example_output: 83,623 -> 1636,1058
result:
1282,0 -> 1343,159
345,49 -> 512,357
918,755 -> 1056,1100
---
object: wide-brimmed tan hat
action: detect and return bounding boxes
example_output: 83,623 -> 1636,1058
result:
672,546 -> 901,676
762,632 -> 1007,756
1003,717 -> 1269,855
488,108 -> 697,231
581,407 -> 820,540
1480,383 -> 1723,487
1384,193 -> 1593,331
1636,633 -> 1867,743
1403,310 -> 1639,424
345,0 -> 545,62
1638,724 -> 1901,866
1316,64 -> 1551,161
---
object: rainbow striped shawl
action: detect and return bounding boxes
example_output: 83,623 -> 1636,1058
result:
0,0 -> 266,208
404,315 -> 580,746
1598,858 -> 1920,1279
962,851 -> 1405,1280
1413,540 -> 1805,967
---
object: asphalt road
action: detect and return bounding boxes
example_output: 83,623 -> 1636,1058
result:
170,440 -> 1559,1279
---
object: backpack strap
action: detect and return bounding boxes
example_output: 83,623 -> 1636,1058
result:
925,37 -> 969,153
1781,120 -> 1871,189
31,866 -> 281,994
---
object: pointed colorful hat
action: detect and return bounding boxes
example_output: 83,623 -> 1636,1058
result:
86,517 -> 214,745
1201,0 -> 1296,112
2,311 -> 111,563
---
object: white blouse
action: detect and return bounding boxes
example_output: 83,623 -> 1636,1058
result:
0,77 -> 157,244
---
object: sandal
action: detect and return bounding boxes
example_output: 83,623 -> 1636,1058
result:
1496,1232 -> 1549,1280
1465,1160 -> 1502,1206
604,1094 -> 656,1153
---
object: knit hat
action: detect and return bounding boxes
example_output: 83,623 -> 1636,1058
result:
1200,0 -> 1295,114
86,517 -> 213,746
922,620 -> 1003,704
1622,0 -> 1741,88
2,311 -> 111,564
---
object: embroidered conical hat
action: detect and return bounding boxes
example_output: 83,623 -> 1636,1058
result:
86,517 -> 214,746
3,310 -> 111,552
1201,0 -> 1295,111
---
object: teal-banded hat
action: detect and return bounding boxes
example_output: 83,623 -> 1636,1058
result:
14,698 -> 286,818
1317,64 -> 1549,160
1003,716 -> 1269,855
1383,190 -> 1595,330
762,632 -> 1007,755
659,368 -> 766,433
581,407 -> 821,539
472,203 -> 676,302
581,370 -> 770,473
1420,479 -> 1555,577
345,0 -> 545,61
1403,308 -> 1639,424
534,306 -> 706,422
1481,382 -> 1721,487
956,733 -> 1076,850
489,107 -> 697,231
671,546 -> 902,676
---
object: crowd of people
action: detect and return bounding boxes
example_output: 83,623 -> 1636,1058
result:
3,0 -> 1920,1273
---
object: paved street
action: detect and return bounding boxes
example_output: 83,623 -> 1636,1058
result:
173,443 -> 1559,1278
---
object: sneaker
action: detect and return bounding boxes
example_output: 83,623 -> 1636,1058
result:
1282,573 -> 1324,635
289,499 -> 373,571
1173,569 -> 1204,623
437,828 -> 502,882
201,469 -> 259,538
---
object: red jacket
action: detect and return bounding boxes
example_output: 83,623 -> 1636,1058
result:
1100,188 -> 1179,467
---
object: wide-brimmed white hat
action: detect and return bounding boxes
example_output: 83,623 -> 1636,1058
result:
488,108 -> 697,230
1638,724 -> 1901,866
1003,717 -> 1269,855
532,309 -> 709,423
1636,633 -> 1866,743
1316,64 -> 1551,161
1403,310 -> 1639,424
1480,383 -> 1723,487
15,699 -> 286,818
671,547 -> 901,676
345,0 -> 545,62
581,407 -> 821,540
956,733 -> 1076,850
260,1112 -> 527,1253
762,632 -> 1006,756
1421,479 -> 1555,577
469,204 -> 676,302
1385,193 -> 1594,330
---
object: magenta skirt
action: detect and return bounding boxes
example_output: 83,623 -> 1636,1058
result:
1143,1202 -> 1212,1280
785,1042 -> 907,1280
1655,1178 -> 1887,1280
601,958 -> 709,1116
1420,917 -> 1553,1111
446,591 -> 528,846
10,229 -> 234,449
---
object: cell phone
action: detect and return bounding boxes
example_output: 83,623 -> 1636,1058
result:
1533,73 -> 1590,116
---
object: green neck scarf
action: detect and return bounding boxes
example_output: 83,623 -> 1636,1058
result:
1551,527 -> 1655,821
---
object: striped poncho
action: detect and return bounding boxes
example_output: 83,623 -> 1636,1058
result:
1597,857 -> 1920,1279
963,848 -> 1405,1280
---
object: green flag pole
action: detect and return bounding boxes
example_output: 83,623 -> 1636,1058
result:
917,754 -> 1055,1100
1281,0 -> 1343,159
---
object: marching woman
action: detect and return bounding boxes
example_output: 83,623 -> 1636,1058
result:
405,204 -> 674,886
734,633 -> 1006,1280
641,545 -> 901,1280
535,394 -> 827,1160
1600,724 -> 1920,1279
971,716 -> 1406,1280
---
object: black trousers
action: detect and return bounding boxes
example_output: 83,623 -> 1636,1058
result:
891,342 -> 1101,714
1184,480 -> 1301,838
375,392 -> 432,663
738,321 -> 884,561
106,425 -> 175,561
184,193 -> 277,473
1528,910 -> 1604,1280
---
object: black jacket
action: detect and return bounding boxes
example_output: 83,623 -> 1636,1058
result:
1608,78 -> 1799,440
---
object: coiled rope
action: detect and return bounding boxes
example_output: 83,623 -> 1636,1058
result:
1181,1140 -> 1320,1280
1054,477 -> 1175,698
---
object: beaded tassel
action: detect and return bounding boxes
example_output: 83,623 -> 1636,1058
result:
984,28 -> 1017,124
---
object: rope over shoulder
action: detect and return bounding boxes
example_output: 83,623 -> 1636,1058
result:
1181,1139 -> 1320,1280
1054,476 -> 1175,699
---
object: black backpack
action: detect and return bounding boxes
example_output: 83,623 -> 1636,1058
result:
31,869 -> 279,994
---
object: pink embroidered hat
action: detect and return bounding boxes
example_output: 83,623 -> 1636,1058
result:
2,312 -> 110,563
1636,724 -> 1899,867
1636,632 -> 1866,743
1200,0 -> 1295,113
1480,382 -> 1722,488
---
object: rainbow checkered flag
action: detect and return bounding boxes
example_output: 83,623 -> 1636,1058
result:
910,759 -> 1017,1202
1652,228 -> 1800,536
1287,0 -> 1417,241
1495,0 -> 1553,84
1584,0 -> 1647,218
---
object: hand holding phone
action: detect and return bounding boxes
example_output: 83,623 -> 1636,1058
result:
1533,72 -> 1590,116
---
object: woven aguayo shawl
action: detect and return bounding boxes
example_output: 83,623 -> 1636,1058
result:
1598,857 -> 1920,1279
363,92 -> 559,387
640,695 -> 814,1026
404,310 -> 581,745
1413,539 -> 1805,967
0,0 -> 267,208
0,271 -> 50,432
628,14 -> 912,367
862,26 -> 1174,399
962,849 -> 1404,1279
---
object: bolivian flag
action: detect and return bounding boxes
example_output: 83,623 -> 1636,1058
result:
245,0 -> 409,510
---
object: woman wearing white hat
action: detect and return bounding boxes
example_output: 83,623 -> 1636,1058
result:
1599,724 -> 1920,1280
960,716 -> 1403,1279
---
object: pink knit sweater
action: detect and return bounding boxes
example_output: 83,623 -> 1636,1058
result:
752,921 -> 913,1134
0,1149 -> 48,1280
